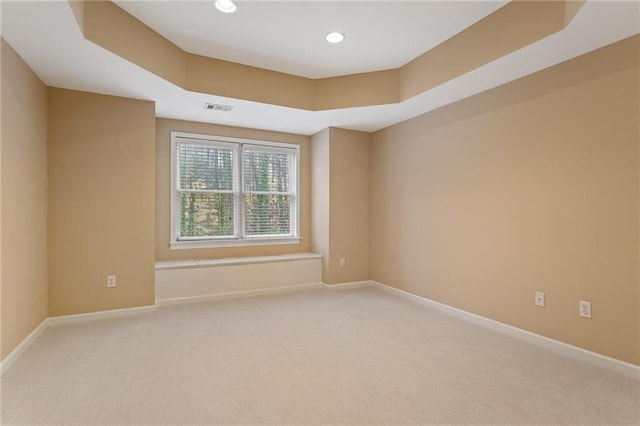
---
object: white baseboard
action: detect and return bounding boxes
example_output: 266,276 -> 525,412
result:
1,318 -> 50,376
323,281 -> 372,290
156,282 -> 324,307
2,306 -> 156,376
372,281 -> 640,379
157,280 -> 371,306
4,280 -> 637,380
48,305 -> 157,326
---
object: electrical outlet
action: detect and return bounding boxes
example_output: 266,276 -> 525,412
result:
107,275 -> 116,288
339,258 -> 346,267
535,291 -> 545,307
579,300 -> 591,319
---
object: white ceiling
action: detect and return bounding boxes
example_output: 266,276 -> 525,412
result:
1,1 -> 639,136
113,0 -> 507,79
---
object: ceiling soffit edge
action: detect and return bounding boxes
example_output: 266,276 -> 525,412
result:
77,0 -> 581,112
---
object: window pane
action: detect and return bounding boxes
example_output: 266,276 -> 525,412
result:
179,144 -> 234,191
180,192 -> 234,238
243,149 -> 290,193
244,194 -> 291,236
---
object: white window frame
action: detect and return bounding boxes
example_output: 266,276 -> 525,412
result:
170,131 -> 301,249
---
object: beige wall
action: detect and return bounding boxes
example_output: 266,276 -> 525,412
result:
47,88 -> 156,316
314,70 -> 400,110
400,0 -> 570,99
1,40 -> 49,359
311,129 -> 330,279
311,127 -> 371,284
84,0 -> 187,87
82,1 -> 575,111
1,8 -> 635,371
1,41 -> 3,358
327,128 -> 370,284
371,36 -> 640,365
187,55 -> 314,111
155,118 -> 311,261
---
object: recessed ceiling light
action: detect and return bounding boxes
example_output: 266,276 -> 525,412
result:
325,32 -> 345,44
215,0 -> 237,14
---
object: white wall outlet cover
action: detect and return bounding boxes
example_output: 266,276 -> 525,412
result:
107,275 -> 116,288
535,291 -> 545,307
579,300 -> 592,319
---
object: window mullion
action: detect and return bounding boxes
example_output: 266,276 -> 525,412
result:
170,131 -> 300,249
290,151 -> 296,237
236,144 -> 244,239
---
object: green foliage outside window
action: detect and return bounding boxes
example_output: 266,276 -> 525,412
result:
177,142 -> 294,240
179,145 -> 234,237
244,150 -> 291,236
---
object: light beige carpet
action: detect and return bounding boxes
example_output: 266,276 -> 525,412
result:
1,286 -> 638,425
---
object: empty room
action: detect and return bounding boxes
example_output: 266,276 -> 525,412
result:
1,0 -> 639,424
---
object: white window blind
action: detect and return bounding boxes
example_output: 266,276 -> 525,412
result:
243,145 -> 296,238
176,141 -> 238,240
171,132 -> 300,248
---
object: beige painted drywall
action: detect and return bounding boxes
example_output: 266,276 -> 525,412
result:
371,35 -> 640,365
1,39 -> 48,359
311,128 -> 330,280
314,70 -> 400,110
68,0 -> 84,33
83,0 -> 187,87
76,0 -> 577,111
400,0 -> 572,99
187,54 -> 314,111
47,88 -> 156,316
1,40 -> 3,359
564,0 -> 586,26
327,128 -> 370,284
155,118 -> 311,261
637,36 -> 640,370
311,127 -> 371,284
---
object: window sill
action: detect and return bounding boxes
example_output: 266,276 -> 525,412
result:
169,237 -> 301,250
155,252 -> 322,270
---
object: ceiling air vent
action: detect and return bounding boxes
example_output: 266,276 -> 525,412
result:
204,103 -> 234,112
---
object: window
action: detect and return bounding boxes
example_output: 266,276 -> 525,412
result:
170,132 -> 300,249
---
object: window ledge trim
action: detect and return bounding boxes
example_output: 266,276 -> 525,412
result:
169,237 -> 301,250
155,252 -> 322,270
